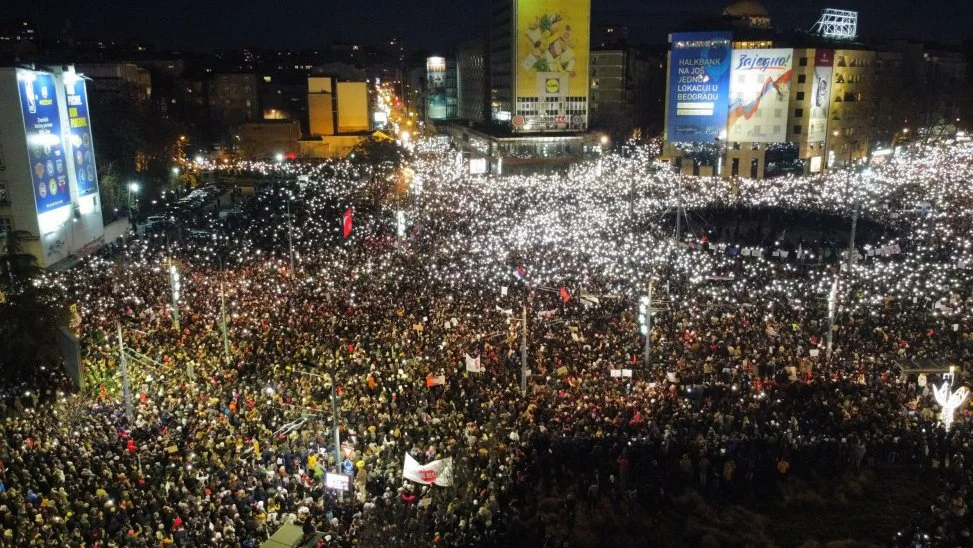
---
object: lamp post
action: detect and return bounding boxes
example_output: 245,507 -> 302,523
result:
127,182 -> 140,228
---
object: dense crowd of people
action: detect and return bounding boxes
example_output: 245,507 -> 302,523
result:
0,137 -> 971,546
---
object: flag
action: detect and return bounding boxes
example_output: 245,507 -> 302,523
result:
559,287 -> 571,303
402,453 -> 453,486
425,373 -> 445,387
342,208 -> 353,238
465,354 -> 483,373
495,305 -> 513,316
511,266 -> 526,283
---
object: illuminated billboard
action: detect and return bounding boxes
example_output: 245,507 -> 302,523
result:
17,69 -> 70,214
807,49 -> 834,142
426,56 -> 447,120
727,49 -> 793,143
65,76 -> 100,198
514,0 -> 589,131
666,31 -> 732,143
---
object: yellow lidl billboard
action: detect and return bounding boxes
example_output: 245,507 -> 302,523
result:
515,0 -> 590,99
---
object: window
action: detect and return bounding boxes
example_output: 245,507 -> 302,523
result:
0,180 -> 7,204
795,108 -> 804,118
797,74 -> 806,84
796,91 -> 805,100
0,217 -> 11,236
793,125 -> 802,135
799,57 -> 808,67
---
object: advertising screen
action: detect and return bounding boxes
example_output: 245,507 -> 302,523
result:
325,473 -> 350,491
727,49 -> 793,143
515,0 -> 590,100
17,69 -> 70,214
65,76 -> 100,198
426,57 -> 447,120
666,31 -> 732,143
807,49 -> 834,142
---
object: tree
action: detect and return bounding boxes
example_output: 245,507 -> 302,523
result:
98,161 -> 126,225
0,231 -> 67,381
350,137 -> 409,207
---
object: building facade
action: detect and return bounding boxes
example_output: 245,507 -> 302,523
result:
663,2 -> 908,178
207,73 -> 259,126
0,66 -> 105,268
456,39 -> 489,122
489,0 -> 591,133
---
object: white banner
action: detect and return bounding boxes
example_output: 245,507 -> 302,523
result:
465,354 -> 484,373
403,453 -> 453,487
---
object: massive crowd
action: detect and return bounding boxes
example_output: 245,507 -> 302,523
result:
0,136 -> 971,547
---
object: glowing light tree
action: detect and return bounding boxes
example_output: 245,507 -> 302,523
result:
932,368 -> 969,431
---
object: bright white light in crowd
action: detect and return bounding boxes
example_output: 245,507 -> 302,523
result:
172,167 -> 180,175
129,182 -> 140,192
275,153 -> 284,163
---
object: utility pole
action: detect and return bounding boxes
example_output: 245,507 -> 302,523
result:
219,278 -> 230,363
520,299 -> 528,395
286,193 -> 295,271
826,276 -> 839,362
847,201 -> 859,269
169,261 -> 181,331
116,323 -> 134,422
674,184 -> 682,240
330,377 -> 342,472
642,281 -> 654,366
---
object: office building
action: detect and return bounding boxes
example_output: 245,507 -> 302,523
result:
489,0 -> 591,133
302,76 -> 372,158
0,66 -> 105,268
425,56 -> 458,121
662,2 -> 908,178
207,73 -> 259,126
456,39 -> 489,122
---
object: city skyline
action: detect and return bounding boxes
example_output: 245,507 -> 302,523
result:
5,0 -> 972,53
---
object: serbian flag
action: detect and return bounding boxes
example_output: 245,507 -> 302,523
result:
559,287 -> 571,303
403,453 -> 454,486
511,266 -> 527,283
342,208 -> 353,238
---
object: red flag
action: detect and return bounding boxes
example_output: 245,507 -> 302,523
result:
342,208 -> 353,238
559,287 -> 571,303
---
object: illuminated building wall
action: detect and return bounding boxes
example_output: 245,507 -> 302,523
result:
0,66 -> 105,268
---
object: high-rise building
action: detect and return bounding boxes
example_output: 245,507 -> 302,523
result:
425,56 -> 458,121
0,66 -> 105,268
456,39 -> 489,122
662,1 -> 908,178
490,0 -> 591,133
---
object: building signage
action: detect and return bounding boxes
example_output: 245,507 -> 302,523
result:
514,0 -> 590,132
727,49 -> 794,143
426,56 -> 448,120
17,69 -> 70,214
666,31 -> 732,143
807,49 -> 834,142
65,76 -> 100,198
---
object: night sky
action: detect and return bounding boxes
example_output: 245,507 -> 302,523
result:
8,0 -> 971,52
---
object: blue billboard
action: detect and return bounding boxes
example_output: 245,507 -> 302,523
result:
65,77 -> 99,198
666,32 -> 732,143
17,69 -> 70,213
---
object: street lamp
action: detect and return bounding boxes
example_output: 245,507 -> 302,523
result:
127,182 -> 140,224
